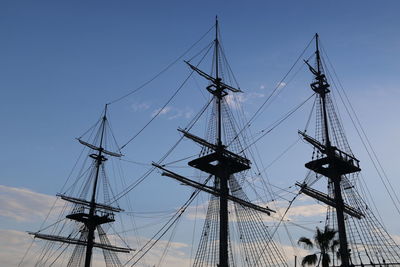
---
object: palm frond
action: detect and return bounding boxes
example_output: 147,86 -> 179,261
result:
322,226 -> 337,241
301,253 -> 318,266
314,226 -> 337,251
298,237 -> 314,249
331,239 -> 340,251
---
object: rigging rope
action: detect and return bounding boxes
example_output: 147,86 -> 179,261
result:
258,138 -> 301,175
110,97 -> 213,203
320,41 -> 400,215
19,191 -> 67,266
119,39 -> 214,150
106,24 -> 214,105
119,72 -> 193,150
231,35 -> 316,145
124,25 -> 315,267
240,93 -> 315,152
123,176 -> 211,266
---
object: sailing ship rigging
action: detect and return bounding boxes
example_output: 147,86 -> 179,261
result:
153,18 -> 288,267
20,19 -> 400,267
295,34 -> 400,266
28,106 -> 133,266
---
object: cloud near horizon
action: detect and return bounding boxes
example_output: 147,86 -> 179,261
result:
0,185 -> 58,222
0,184 -> 314,266
0,185 -> 193,266
2,184 -> 399,267
184,197 -> 326,222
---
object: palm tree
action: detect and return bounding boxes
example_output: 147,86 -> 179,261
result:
297,226 -> 340,267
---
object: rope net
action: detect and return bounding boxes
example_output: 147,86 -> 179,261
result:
167,21 -> 290,266
27,111 -> 131,267
301,46 -> 400,266
325,175 -> 400,266
190,43 -> 288,266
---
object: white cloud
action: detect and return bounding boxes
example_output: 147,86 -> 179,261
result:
390,234 -> 400,246
131,102 -> 150,111
184,198 -> 325,225
168,107 -> 194,120
225,92 -> 265,110
225,94 -> 246,110
249,92 -> 265,98
270,196 -> 326,219
123,237 -> 192,267
0,229 -> 37,266
5,185 -> 397,267
0,185 -> 193,266
277,82 -> 287,89
0,185 -> 58,222
281,243 -> 311,266
281,203 -> 326,218
151,106 -> 194,120
3,229 -> 123,267
151,106 -> 172,117
0,227 -> 307,267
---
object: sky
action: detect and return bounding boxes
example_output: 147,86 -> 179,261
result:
1,0 -> 400,266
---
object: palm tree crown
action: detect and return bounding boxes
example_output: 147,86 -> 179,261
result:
298,226 -> 340,267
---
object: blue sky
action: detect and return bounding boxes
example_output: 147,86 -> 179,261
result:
1,0 -> 400,266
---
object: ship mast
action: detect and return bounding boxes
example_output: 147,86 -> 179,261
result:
298,34 -> 359,267
84,106 -> 107,267
153,17 -> 280,267
30,105 -> 132,266
315,34 -> 350,266
214,17 -> 229,267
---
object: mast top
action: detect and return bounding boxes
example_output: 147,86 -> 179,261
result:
77,105 -> 123,157
214,15 -> 220,81
103,104 -> 108,120
303,33 -> 330,97
315,33 -> 321,74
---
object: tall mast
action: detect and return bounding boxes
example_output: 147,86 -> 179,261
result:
84,105 -> 107,267
30,105 -> 131,266
316,34 -> 331,148
300,34 -> 353,267
153,18 -> 283,267
315,35 -> 349,266
315,34 -> 321,73
214,16 -> 229,267
298,33 -> 400,267
215,16 -> 219,79
215,16 -> 222,147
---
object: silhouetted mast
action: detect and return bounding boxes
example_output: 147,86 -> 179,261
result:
30,105 -> 131,267
299,34 -> 359,267
315,33 -> 349,266
315,34 -> 331,149
214,16 -> 230,267
153,17 -> 281,267
84,107 -> 107,267
215,17 -> 222,147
